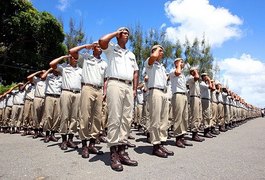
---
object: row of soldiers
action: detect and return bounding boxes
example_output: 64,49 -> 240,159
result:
0,27 -> 262,172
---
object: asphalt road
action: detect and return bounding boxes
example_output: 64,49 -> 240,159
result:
1,117 -> 265,180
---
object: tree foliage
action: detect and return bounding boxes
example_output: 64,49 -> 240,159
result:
64,18 -> 86,50
129,24 -> 214,79
0,0 -> 66,85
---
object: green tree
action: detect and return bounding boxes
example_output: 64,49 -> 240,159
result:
64,18 -> 86,50
129,24 -> 144,73
0,0 -> 66,85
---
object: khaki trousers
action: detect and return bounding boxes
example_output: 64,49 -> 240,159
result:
142,99 -> 150,129
10,105 -> 24,127
223,104 -> 230,124
23,99 -> 34,128
201,99 -> 212,128
3,106 -> 12,127
59,90 -> 80,134
148,89 -> 169,145
135,104 -> 143,125
79,85 -> 103,140
42,96 -> 61,132
171,93 -> 188,136
33,97 -> 45,128
217,103 -> 224,126
101,100 -> 108,131
189,96 -> 202,132
211,102 -> 218,126
106,80 -> 133,147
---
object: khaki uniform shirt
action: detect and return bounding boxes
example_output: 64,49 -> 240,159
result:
45,73 -> 62,95
144,59 -> 167,89
103,42 -> 138,81
79,54 -> 108,87
57,63 -> 82,91
169,70 -> 186,94
187,76 -> 201,97
33,77 -> 46,98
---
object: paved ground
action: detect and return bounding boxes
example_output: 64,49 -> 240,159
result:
1,117 -> 265,180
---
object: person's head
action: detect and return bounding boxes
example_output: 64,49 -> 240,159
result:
174,58 -> 184,68
92,41 -> 102,57
189,67 -> 197,75
151,44 -> 164,60
52,69 -> 60,76
116,27 -> 130,46
215,81 -> 222,89
69,55 -> 78,67
201,72 -> 207,81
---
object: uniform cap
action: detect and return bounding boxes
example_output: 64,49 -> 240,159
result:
174,58 -> 183,62
189,66 -> 197,71
151,44 -> 164,51
117,27 -> 130,34
201,72 -> 207,76
215,80 -> 221,85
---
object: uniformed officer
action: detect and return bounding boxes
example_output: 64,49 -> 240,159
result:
170,58 -> 193,148
4,83 -> 24,134
50,54 -> 82,150
200,72 -> 215,138
215,81 -> 225,132
99,27 -> 139,171
41,67 -> 62,143
21,82 -> 35,136
10,82 -> 27,134
144,44 -> 174,158
69,42 -> 107,158
209,80 -> 220,135
187,67 -> 205,142
3,88 -> 15,133
27,70 -> 47,138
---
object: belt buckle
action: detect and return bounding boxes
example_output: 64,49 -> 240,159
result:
163,88 -> 167,93
125,80 -> 130,85
72,90 -> 79,93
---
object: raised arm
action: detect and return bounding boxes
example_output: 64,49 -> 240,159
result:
49,55 -> 70,69
20,81 -> 30,91
69,43 -> 97,57
174,59 -> 182,76
192,69 -> 200,81
27,71 -> 43,82
5,83 -> 23,94
40,68 -> 53,79
99,30 -> 120,50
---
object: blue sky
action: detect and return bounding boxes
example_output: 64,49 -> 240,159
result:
31,0 -> 265,108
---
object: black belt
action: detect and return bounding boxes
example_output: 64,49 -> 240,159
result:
149,87 -> 166,92
109,77 -> 132,85
15,104 -> 24,106
190,95 -> 200,98
174,92 -> 186,95
25,98 -> 33,101
82,83 -> 102,90
201,98 -> 210,100
62,89 -> 80,94
46,94 -> 60,98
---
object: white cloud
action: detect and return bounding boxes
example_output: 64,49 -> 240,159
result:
164,0 -> 243,47
56,0 -> 70,11
218,54 -> 265,108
